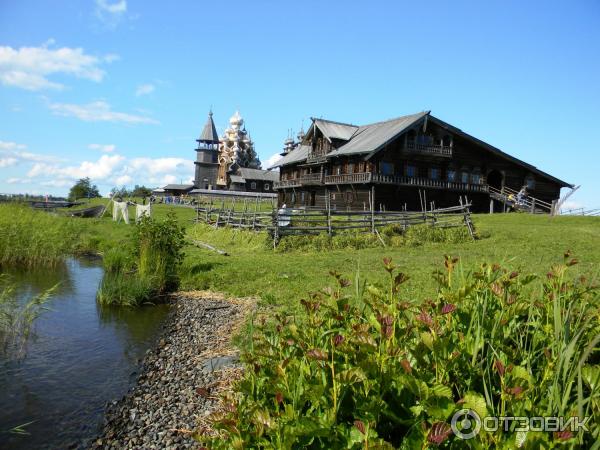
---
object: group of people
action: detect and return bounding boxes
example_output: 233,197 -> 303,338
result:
507,186 -> 529,208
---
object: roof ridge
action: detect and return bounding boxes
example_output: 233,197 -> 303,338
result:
311,117 -> 359,128
359,111 -> 429,128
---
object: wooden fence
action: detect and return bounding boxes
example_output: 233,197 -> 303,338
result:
194,196 -> 475,244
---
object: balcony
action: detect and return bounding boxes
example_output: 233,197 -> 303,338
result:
277,172 -> 488,193
404,141 -> 453,157
274,173 -> 323,189
305,152 -> 328,165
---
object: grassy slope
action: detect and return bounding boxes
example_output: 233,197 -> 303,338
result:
3,200 -> 599,311
180,213 -> 600,312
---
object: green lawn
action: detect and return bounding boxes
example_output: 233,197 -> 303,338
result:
178,212 -> 600,312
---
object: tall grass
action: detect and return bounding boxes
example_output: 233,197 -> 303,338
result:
97,213 -> 185,306
0,275 -> 55,357
0,204 -> 84,268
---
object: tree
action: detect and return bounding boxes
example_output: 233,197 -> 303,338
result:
131,185 -> 152,198
110,186 -> 130,199
68,177 -> 100,201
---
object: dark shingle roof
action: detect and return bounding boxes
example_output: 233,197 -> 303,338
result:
199,111 -> 219,142
272,144 -> 310,167
238,167 -> 279,182
162,184 -> 195,191
313,118 -> 358,141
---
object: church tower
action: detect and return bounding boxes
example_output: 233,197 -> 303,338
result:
217,111 -> 261,186
194,111 -> 220,189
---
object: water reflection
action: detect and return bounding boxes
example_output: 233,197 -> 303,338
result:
0,258 -> 169,450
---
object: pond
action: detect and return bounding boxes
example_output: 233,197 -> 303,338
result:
0,258 -> 170,449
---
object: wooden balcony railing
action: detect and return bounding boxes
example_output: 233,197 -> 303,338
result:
274,178 -> 302,189
305,152 -> 328,164
405,142 -> 453,157
324,172 -> 373,184
277,172 -> 488,193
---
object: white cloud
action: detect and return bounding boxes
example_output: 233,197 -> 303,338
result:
135,83 -> 155,96
6,177 -> 28,184
95,0 -> 127,28
0,157 -> 17,168
265,152 -> 282,169
49,100 -> 159,124
13,152 -> 193,192
0,140 -> 59,163
88,143 -> 116,153
0,43 -> 112,91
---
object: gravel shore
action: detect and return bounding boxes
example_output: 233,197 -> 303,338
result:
90,292 -> 253,449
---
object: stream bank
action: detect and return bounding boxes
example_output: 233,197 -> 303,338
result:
91,291 -> 254,449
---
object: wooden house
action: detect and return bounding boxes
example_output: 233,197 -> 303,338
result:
273,111 -> 572,212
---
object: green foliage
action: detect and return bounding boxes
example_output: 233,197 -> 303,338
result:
131,185 -> 153,198
276,225 -> 472,252
68,177 -> 100,201
0,204 -> 82,268
199,254 -> 600,449
0,275 -> 55,357
97,212 -> 185,306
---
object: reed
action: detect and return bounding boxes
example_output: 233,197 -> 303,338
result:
0,275 -> 56,357
0,204 -> 83,268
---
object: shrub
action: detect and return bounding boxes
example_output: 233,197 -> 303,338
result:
199,253 -> 600,448
97,212 -> 185,306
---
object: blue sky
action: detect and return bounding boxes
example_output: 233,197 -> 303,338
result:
0,0 -> 599,209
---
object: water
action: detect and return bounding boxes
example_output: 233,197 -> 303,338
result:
0,258 -> 170,449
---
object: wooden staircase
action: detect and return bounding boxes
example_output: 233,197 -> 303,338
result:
488,186 -> 554,214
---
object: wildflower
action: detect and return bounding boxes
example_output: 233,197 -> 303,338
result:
440,303 -> 456,315
416,310 -> 434,328
509,271 -> 519,279
354,420 -> 366,434
566,258 -> 578,266
554,430 -> 574,441
275,392 -> 283,404
427,422 -> 453,446
494,360 -> 506,377
491,282 -> 504,297
333,334 -> 344,346
505,386 -> 524,396
306,348 -> 328,361
400,358 -> 412,374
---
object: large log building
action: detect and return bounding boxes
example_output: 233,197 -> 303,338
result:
273,111 -> 572,212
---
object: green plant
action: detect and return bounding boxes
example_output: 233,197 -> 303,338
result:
0,275 -> 56,357
97,212 -> 186,306
199,253 -> 599,449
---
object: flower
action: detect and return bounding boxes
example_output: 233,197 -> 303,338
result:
494,360 -> 506,377
427,422 -> 452,445
440,303 -> 456,315
333,334 -> 345,346
353,420 -> 366,434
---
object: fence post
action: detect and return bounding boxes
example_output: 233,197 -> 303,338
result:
369,186 -> 375,233
327,191 -> 332,236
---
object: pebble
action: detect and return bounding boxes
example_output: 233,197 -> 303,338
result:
89,294 -> 247,449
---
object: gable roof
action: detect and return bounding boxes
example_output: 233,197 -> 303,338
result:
199,111 -> 219,142
272,144 -> 310,167
238,167 -> 280,182
312,118 -> 358,142
329,112 -> 429,157
427,115 -> 572,188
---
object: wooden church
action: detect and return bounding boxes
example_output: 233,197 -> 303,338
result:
273,111 -> 572,212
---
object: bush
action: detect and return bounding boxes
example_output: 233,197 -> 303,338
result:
199,253 -> 600,448
97,212 -> 185,306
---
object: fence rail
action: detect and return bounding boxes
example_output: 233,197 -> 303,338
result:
194,192 -> 475,246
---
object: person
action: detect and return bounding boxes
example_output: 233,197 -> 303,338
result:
516,186 -> 528,205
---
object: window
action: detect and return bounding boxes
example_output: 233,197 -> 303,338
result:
447,169 -> 456,182
406,165 -> 416,177
264,183 -> 270,190
301,192 -> 305,203
381,162 -> 394,175
430,168 -> 440,180
203,177 -> 209,189
250,182 -> 257,190
461,170 -> 469,184
525,175 -> 535,190
348,163 -> 354,174
471,173 -> 481,184
344,190 -> 354,204
335,165 -> 342,175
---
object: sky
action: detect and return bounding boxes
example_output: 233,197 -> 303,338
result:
0,0 -> 599,209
